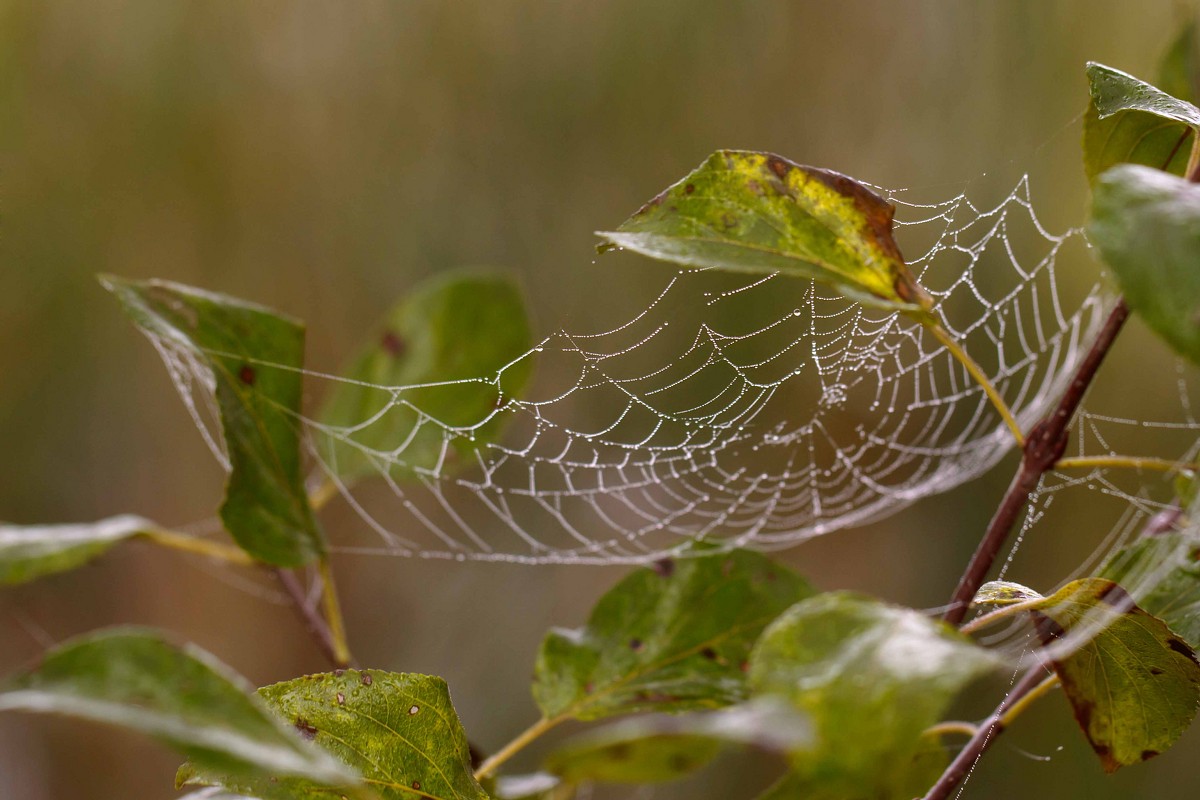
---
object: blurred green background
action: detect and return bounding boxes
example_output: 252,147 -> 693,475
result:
3,1 -> 1200,797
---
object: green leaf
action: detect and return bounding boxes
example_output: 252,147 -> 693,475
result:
316,268 -> 533,483
494,773 -> 570,800
973,580 -> 1043,606
179,670 -> 488,800
747,592 -> 996,797
101,276 -> 324,567
1101,530 -> 1200,649
543,700 -> 810,785
0,515 -> 153,585
596,150 -> 932,315
1088,164 -> 1200,366
752,736 -> 946,800
0,629 -> 354,788
1083,62 -> 1196,184
1160,19 -> 1200,104
533,549 -> 814,722
546,726 -> 721,785
1025,578 -> 1200,772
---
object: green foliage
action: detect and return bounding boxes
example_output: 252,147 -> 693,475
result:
1008,579 -> 1200,772
546,725 -> 722,785
0,514 -> 153,585
752,737 -> 947,800
1083,62 -> 1200,183
1089,164 -> 1200,366
596,150 -> 932,315
1101,529 -> 1200,649
533,548 -> 814,722
316,268 -> 533,482
179,670 -> 487,800
543,700 -> 810,785
102,276 -> 324,567
748,592 -> 996,797
1160,20 -> 1200,103
0,629 -> 354,787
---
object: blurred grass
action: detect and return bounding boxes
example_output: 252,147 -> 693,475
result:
1,1 -> 1198,797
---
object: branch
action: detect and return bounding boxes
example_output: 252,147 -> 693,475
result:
943,298 -> 1129,624
923,662 -> 1053,800
273,567 -> 353,669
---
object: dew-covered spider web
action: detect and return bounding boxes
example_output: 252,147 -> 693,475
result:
143,168 -> 1192,567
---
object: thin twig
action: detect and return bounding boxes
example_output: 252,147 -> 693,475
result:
943,298 -> 1129,625
273,567 -> 350,669
923,663 -> 1052,800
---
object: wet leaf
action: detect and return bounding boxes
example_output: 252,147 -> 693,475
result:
0,629 -> 353,788
0,515 -> 153,585
543,700 -> 810,785
596,150 -> 931,315
973,580 -> 1043,606
1025,578 -> 1200,772
179,670 -> 487,800
1089,164 -> 1200,367
1083,63 -> 1199,183
1101,529 -> 1200,649
316,268 -> 533,483
747,592 -> 996,797
101,276 -> 323,567
533,549 -> 813,722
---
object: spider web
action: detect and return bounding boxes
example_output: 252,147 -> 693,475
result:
141,171 -> 1137,566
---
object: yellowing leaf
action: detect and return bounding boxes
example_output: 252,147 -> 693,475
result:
1026,578 -> 1200,772
597,151 -> 931,315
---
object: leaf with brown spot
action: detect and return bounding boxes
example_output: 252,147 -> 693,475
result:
597,150 -> 931,316
316,267 -> 533,484
101,276 -> 324,567
533,548 -> 813,722
1017,578 -> 1200,772
178,670 -> 487,800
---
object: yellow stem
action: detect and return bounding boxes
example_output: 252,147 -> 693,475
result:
143,528 -> 255,566
1053,455 -> 1194,473
923,721 -> 980,739
997,674 -> 1061,728
959,599 -> 1045,635
927,323 -> 1024,447
474,716 -> 565,781
309,478 -> 341,512
318,558 -> 353,668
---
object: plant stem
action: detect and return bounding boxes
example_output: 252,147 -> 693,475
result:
928,323 -> 1025,447
474,716 -> 564,781
143,528 -> 255,566
923,663 -> 1052,800
943,299 -> 1130,625
958,599 -> 1045,635
1053,455 -> 1193,472
318,558 -> 353,668
274,566 -> 347,669
309,478 -> 340,511
923,720 -> 980,739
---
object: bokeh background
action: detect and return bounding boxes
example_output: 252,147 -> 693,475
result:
3,2 -> 1200,797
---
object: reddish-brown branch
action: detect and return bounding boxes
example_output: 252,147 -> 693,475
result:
943,298 -> 1129,625
923,663 -> 1052,800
